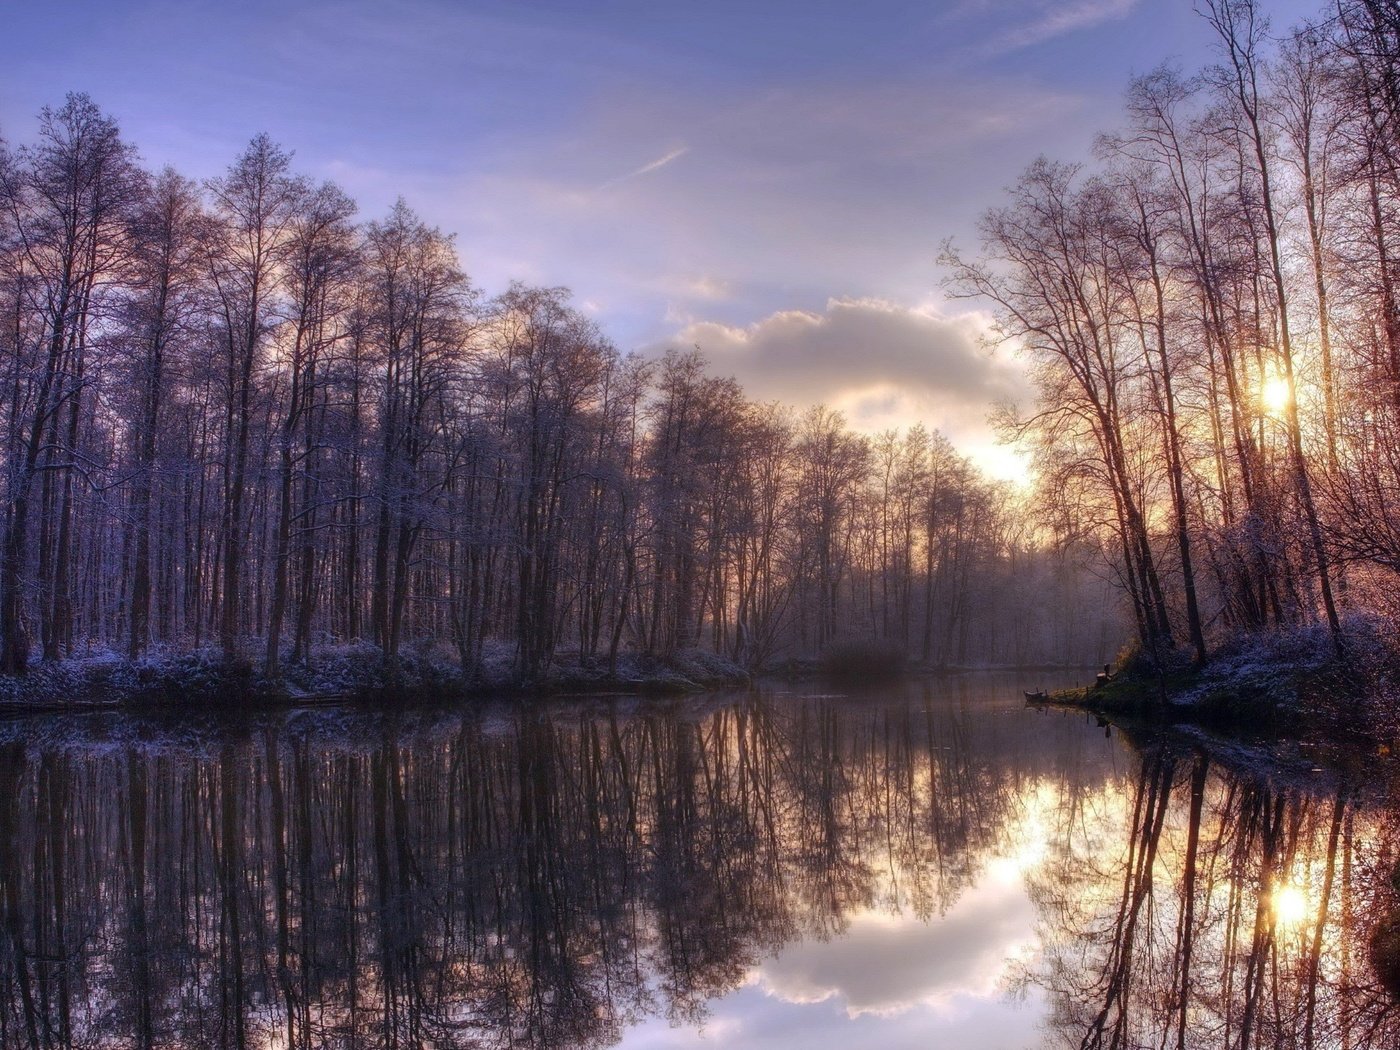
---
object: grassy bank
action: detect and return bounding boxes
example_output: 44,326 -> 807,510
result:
1051,619 -> 1400,748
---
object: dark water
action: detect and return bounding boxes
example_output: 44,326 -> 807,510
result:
1,679 -> 1397,1049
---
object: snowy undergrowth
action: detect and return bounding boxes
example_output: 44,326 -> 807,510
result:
1102,615 -> 1400,742
0,640 -> 750,709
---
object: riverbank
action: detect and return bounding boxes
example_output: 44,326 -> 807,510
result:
0,643 -> 753,712
1051,619 -> 1400,749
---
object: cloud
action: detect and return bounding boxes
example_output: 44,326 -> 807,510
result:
675,274 -> 731,301
956,0 -> 1140,55
601,144 -> 691,189
628,145 -> 691,178
752,866 -> 1036,1016
657,298 -> 1031,452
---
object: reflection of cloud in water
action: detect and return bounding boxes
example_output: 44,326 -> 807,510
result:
752,862 -> 1036,1017
623,796 -> 1054,1047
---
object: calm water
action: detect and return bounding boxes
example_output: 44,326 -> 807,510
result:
0,678 -> 1397,1049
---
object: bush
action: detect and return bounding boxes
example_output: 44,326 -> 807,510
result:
1115,638 -> 1192,678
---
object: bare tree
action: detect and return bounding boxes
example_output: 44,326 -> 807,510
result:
0,94 -> 139,671
203,134 -> 306,661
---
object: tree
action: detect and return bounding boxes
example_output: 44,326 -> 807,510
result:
124,169 -> 205,657
0,94 -> 140,671
203,134 -> 306,660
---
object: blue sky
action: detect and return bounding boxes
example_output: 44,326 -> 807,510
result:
0,0 -> 1322,474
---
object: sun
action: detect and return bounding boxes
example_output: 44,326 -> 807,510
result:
1272,884 -> 1309,928
1260,368 -> 1293,418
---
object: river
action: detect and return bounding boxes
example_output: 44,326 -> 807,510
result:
0,676 -> 1395,1048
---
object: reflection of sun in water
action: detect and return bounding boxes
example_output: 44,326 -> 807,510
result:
1260,368 -> 1293,418
1006,782 -> 1055,873
1272,884 -> 1309,928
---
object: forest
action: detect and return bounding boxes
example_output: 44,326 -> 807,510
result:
0,112 -> 1119,688
14,2 -> 1400,1048
11,0 -> 1400,693
948,0 -> 1400,675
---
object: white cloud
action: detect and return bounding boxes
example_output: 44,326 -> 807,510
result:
602,144 -> 692,189
957,0 -> 1141,55
630,145 -> 691,177
668,298 -> 1022,404
752,865 -> 1036,1017
656,298 -> 1032,473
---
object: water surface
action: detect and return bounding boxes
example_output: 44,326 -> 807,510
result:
1,678 -> 1396,1048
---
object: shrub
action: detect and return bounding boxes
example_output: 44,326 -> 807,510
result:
1115,638 -> 1192,677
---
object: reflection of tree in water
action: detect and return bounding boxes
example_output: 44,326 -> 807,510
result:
1029,739 -> 1400,1049
0,687 -> 1100,1049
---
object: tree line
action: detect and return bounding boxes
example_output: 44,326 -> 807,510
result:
0,99 -> 1117,681
951,0 -> 1400,667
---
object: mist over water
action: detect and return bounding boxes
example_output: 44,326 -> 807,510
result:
0,679 -> 1396,1049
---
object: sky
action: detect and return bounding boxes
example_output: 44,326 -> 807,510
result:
0,0 -> 1323,478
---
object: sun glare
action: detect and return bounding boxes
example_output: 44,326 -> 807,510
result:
1272,884 -> 1309,929
1260,369 -> 1293,418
